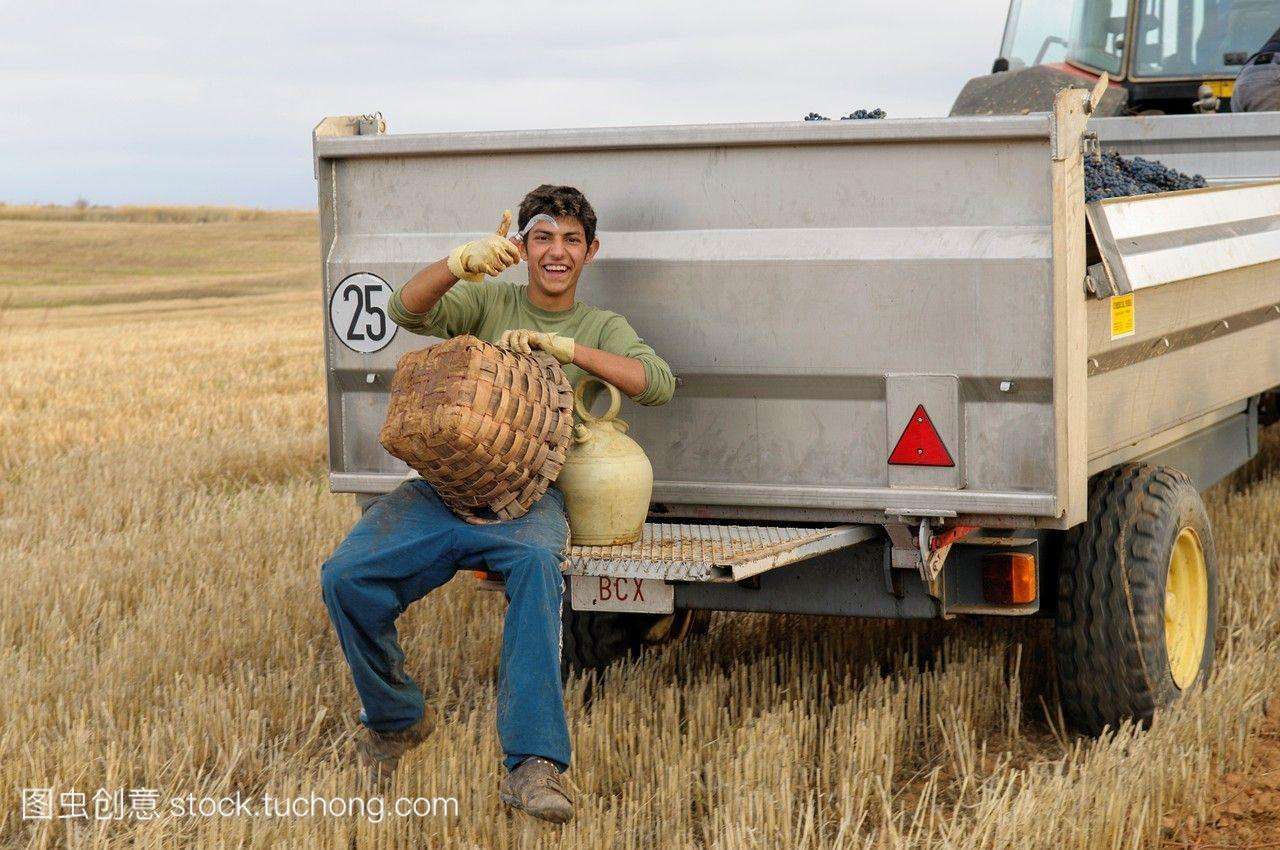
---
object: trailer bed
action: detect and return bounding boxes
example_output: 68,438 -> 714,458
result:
316,92 -> 1280,532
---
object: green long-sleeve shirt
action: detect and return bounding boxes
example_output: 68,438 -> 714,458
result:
388,280 -> 676,407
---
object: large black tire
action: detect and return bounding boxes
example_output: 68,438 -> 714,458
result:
560,608 -> 710,679
1054,464 -> 1218,734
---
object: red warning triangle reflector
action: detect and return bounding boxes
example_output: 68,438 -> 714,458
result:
888,404 -> 955,467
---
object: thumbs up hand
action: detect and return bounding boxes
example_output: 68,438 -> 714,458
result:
446,210 -> 523,282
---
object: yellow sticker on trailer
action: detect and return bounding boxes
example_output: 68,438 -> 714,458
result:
1207,79 -> 1234,99
1110,293 -> 1135,340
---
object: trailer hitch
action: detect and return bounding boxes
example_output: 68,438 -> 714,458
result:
884,515 -> 978,583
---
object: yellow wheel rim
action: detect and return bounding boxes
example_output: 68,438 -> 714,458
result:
1164,526 -> 1208,690
643,610 -> 701,645
643,613 -> 678,644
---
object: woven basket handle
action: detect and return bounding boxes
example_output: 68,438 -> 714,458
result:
573,376 -> 622,423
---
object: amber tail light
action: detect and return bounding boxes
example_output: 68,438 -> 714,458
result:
981,552 -> 1037,604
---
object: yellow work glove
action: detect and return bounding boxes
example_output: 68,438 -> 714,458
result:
447,210 -> 522,282
498,329 -> 575,366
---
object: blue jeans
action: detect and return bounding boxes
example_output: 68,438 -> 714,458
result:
321,479 -> 571,773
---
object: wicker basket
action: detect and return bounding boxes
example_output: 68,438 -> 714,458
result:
380,335 -> 575,523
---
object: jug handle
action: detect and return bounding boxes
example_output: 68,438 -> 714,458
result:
573,376 -> 622,423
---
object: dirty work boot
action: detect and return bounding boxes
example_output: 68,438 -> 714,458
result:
355,708 -> 437,787
499,757 -> 574,824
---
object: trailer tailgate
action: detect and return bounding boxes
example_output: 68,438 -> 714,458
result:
315,92 -> 1093,528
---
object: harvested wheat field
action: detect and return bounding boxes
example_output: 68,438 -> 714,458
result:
2,205 -> 1279,849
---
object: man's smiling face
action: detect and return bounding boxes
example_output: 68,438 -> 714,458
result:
519,215 -> 599,300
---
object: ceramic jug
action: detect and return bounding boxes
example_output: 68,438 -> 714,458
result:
555,377 -> 653,545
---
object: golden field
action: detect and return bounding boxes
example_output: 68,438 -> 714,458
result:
1,206 -> 1279,848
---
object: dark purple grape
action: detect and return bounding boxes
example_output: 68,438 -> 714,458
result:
1084,150 -> 1207,202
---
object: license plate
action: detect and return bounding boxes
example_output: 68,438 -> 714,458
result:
569,575 -> 674,614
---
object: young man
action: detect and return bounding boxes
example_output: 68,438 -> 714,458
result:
320,185 -> 675,824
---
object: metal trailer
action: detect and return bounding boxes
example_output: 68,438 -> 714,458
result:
313,90 -> 1280,733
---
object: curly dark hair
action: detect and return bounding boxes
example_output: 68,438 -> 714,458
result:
517,185 -> 598,244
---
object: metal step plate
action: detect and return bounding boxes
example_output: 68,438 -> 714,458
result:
566,523 -> 879,583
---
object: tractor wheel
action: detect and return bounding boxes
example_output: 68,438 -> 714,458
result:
561,608 -> 710,679
1054,464 -> 1217,734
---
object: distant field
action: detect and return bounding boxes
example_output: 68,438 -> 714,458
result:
0,204 -> 315,310
2,207 -> 1279,848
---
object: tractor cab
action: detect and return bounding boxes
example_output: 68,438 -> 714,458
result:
954,0 -> 1277,115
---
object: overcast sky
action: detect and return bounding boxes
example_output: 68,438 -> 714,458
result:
2,1 -> 1010,209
